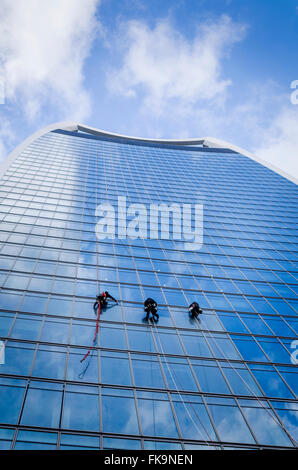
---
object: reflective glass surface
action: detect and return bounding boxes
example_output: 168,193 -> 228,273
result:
0,128 -> 297,449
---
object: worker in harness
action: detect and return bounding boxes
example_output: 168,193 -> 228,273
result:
144,298 -> 159,322
188,301 -> 203,319
80,291 -> 117,365
93,291 -> 118,312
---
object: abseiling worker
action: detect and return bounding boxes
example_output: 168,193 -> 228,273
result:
94,291 -> 118,311
188,301 -> 203,319
144,298 -> 159,322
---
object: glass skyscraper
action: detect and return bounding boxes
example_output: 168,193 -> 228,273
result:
0,122 -> 297,450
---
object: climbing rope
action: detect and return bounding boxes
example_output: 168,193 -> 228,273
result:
80,303 -> 101,363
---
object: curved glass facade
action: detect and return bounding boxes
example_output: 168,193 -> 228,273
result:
0,127 -> 297,450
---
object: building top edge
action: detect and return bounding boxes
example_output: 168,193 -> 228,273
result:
1,120 -> 297,185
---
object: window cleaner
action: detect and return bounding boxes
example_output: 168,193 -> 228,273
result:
93,290 -> 118,312
144,298 -> 159,322
188,301 -> 203,319
80,291 -> 118,363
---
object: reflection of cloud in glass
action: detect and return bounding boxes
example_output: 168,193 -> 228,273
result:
138,399 -> 178,438
242,406 -> 293,447
173,400 -> 216,441
33,347 -> 66,380
271,402 -> 298,444
209,404 -> 255,444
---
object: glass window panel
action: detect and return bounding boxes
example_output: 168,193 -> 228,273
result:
172,394 -> 217,441
221,363 -> 261,397
60,433 -> 100,450
0,428 -> 14,450
180,332 -> 212,358
73,299 -> 94,318
248,297 -> 277,315
207,334 -> 242,360
240,314 -> 272,335
34,261 -> 56,276
0,312 -> 15,337
14,441 -> 56,450
144,440 -> 182,450
47,296 -> 73,316
277,366 -> 298,396
157,273 -> 180,289
268,298 -> 296,315
52,279 -> 75,295
1,342 -> 35,376
143,287 -> 165,305
271,401 -> 298,444
162,358 -> 198,392
100,324 -> 127,350
100,302 -> 123,322
231,336 -> 268,362
75,280 -> 97,297
249,365 -> 294,399
15,430 -> 57,449
265,317 -> 295,337
13,259 -> 36,274
103,437 -> 141,450
20,293 -> 48,314
120,284 -> 143,303
0,292 -> 23,311
155,329 -> 184,355
28,276 -> 53,293
205,293 -> 232,311
67,348 -> 99,383
70,320 -> 97,347
40,318 -> 69,344
163,289 -> 187,307
239,400 -> 293,447
171,308 -> 199,329
127,326 -> 156,353
32,345 -> 66,380
102,390 -> 139,435
118,269 -> 138,284
192,360 -> 230,394
257,338 -> 291,364
137,393 -> 178,438
225,295 -> 255,313
101,351 -> 132,386
0,378 -> 26,424
122,304 -> 144,323
138,272 -> 158,286
218,313 -> 248,334
132,354 -> 165,389
10,314 -> 42,341
206,397 -> 255,444
21,383 -> 62,428
62,387 -> 99,431
77,265 -> 98,280
4,274 -> 30,290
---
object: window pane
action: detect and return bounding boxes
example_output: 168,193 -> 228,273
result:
62,385 -> 99,431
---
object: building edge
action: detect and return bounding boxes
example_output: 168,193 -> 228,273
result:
0,121 -> 297,185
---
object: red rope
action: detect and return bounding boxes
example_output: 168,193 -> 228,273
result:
80,303 -> 101,363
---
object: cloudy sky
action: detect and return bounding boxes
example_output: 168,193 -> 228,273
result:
0,0 -> 297,178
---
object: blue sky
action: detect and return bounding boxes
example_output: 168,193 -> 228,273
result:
1,0 -> 298,177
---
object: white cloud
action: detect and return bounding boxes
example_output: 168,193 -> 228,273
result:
0,118 -> 15,161
107,16 -> 298,180
255,106 -> 298,180
0,0 -> 100,121
108,16 -> 247,112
